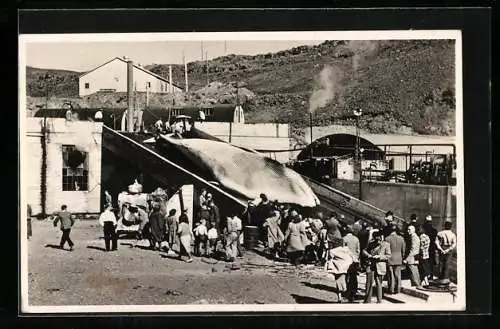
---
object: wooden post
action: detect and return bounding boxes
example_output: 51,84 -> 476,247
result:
229,122 -> 232,143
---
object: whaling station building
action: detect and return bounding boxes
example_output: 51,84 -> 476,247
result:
79,56 -> 183,96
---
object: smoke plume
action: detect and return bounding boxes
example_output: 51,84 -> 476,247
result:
308,65 -> 343,114
347,40 -> 378,73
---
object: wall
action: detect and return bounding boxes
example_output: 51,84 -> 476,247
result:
79,58 -> 181,96
195,122 -> 292,163
25,118 -> 103,215
329,178 -> 457,229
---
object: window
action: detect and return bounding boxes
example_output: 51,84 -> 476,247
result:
203,108 -> 214,117
62,145 -> 89,191
84,83 -> 90,89
147,81 -> 151,88
171,109 -> 181,117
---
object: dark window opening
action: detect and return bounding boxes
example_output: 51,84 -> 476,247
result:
84,82 -> 90,89
62,145 -> 89,191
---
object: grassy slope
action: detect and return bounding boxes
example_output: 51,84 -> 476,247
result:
26,40 -> 455,135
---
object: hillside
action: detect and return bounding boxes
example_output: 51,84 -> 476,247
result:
25,39 -> 455,135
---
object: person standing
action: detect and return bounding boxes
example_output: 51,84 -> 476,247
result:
325,237 -> 354,303
363,231 -> 391,303
263,209 -> 284,259
423,215 -> 438,278
149,203 -> 166,251
27,204 -> 33,240
324,213 -> 342,242
166,209 -> 178,251
208,200 -> 221,234
385,224 -> 406,294
53,205 -> 75,251
343,226 -> 360,302
403,225 -> 422,288
284,213 -> 306,266
193,219 -> 209,256
177,209 -> 194,263
382,211 -> 395,237
418,225 -> 431,286
104,190 -> 113,209
99,205 -> 118,252
435,219 -> 457,282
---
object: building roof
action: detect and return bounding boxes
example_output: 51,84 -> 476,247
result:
297,133 -> 385,161
79,57 -> 183,89
145,105 -> 240,123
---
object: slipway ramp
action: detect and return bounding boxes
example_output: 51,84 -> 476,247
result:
102,125 -> 248,215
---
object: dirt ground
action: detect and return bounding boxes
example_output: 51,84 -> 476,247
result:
27,219 -> 356,306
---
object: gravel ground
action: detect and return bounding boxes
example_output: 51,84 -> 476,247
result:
27,219 -> 349,306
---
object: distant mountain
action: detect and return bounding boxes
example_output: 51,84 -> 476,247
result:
25,39 -> 455,135
26,66 -> 81,98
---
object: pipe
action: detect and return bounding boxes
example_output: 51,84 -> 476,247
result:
169,65 -> 173,93
127,59 -> 134,132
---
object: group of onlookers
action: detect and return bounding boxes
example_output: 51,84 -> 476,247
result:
252,204 -> 457,303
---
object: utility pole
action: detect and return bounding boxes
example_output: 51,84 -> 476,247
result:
201,41 -> 204,61
354,109 -> 363,200
205,50 -> 209,85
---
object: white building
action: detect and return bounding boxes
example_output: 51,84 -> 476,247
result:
78,57 -> 183,97
24,118 -> 103,215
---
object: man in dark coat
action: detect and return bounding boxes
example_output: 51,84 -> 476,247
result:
423,215 -> 438,278
208,200 -> 221,233
149,203 -> 166,250
53,204 -> 75,251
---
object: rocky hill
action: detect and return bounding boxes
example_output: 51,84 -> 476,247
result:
25,39 -> 455,135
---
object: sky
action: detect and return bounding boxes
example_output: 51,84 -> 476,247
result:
24,40 -> 325,72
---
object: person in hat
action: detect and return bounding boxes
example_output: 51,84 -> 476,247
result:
423,214 -> 438,278
208,200 -> 221,234
362,230 -> 391,303
435,219 -> 457,282
177,208 -> 193,262
99,205 -> 118,252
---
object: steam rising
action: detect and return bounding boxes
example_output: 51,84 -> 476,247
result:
347,40 -> 378,73
308,65 -> 343,114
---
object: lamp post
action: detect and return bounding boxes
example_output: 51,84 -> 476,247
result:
353,109 -> 363,200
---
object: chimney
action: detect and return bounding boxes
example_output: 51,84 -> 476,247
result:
127,58 -> 134,132
169,65 -> 173,93
183,52 -> 189,93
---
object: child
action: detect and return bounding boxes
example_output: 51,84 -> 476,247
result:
207,221 -> 218,257
193,219 -> 208,256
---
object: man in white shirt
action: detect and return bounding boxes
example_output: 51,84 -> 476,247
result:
193,219 -> 208,256
99,205 -> 118,252
435,219 -> 457,282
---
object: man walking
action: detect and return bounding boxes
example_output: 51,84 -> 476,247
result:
53,205 -> 75,251
435,219 -> 457,282
403,225 -> 422,288
343,226 -> 360,302
99,205 -> 118,252
385,224 -> 406,294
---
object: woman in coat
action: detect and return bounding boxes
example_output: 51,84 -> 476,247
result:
284,211 -> 306,265
362,231 -> 391,303
263,209 -> 284,259
325,237 -> 354,303
177,209 -> 193,263
166,209 -> 178,250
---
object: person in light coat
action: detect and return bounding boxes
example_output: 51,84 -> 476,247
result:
325,237 -> 354,303
263,209 -> 284,259
363,231 -> 391,303
403,225 -> 422,288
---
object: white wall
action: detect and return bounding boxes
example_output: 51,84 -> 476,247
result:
25,118 -> 103,214
79,58 -> 182,96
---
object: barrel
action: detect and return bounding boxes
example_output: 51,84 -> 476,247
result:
244,225 -> 260,249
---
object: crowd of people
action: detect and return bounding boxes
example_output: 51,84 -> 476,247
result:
36,185 -> 457,304
246,200 -> 457,304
